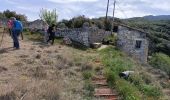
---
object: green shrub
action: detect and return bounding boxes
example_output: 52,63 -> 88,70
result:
116,79 -> 142,100
128,74 -> 144,86
140,84 -> 162,98
105,69 -> 116,85
129,74 -> 162,98
149,53 -> 170,76
82,71 -> 92,80
84,80 -> 94,99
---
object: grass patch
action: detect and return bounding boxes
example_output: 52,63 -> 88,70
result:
149,53 -> 170,77
83,80 -> 94,100
24,31 -> 43,42
82,71 -> 92,80
99,46 -> 163,99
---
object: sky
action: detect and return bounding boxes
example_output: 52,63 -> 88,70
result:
0,0 -> 170,21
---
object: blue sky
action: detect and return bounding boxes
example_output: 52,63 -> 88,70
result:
0,0 -> 170,21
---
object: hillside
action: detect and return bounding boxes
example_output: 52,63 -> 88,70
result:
0,31 -> 100,99
128,15 -> 170,21
0,28 -> 170,99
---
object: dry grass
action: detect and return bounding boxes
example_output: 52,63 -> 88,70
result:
0,34 -> 98,100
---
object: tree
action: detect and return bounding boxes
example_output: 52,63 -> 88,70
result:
0,12 -> 4,19
3,10 -> 16,18
3,9 -> 27,21
71,15 -> 92,28
57,23 -> 67,29
39,9 -> 58,26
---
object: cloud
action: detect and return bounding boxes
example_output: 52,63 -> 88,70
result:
0,0 -> 170,21
48,0 -> 98,4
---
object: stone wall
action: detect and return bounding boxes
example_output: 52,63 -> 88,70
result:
56,28 -> 89,46
56,27 -> 111,47
88,28 -> 111,44
117,26 -> 148,63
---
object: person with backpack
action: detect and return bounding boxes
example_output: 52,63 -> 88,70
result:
7,19 -> 13,36
47,24 -> 56,45
11,17 -> 23,49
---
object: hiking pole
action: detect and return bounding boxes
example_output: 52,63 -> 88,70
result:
20,32 -> 24,40
0,27 -> 5,48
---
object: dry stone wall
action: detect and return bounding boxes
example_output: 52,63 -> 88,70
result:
56,28 -> 111,47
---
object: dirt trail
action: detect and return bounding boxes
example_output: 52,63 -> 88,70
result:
0,33 -> 93,100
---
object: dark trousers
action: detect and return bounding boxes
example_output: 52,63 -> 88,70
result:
8,29 -> 12,36
12,30 -> 20,49
47,32 -> 55,45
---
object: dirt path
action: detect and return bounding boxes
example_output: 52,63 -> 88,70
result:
0,33 -> 94,100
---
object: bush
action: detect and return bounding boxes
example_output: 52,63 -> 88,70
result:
116,79 -> 142,100
140,84 -> 162,98
82,71 -> 92,80
129,74 -> 162,98
128,74 -> 144,86
149,53 -> 170,77
105,69 -> 116,85
84,80 -> 94,98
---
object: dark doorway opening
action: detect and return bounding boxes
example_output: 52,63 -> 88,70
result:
113,26 -> 118,32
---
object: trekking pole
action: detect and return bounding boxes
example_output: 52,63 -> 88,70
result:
0,27 -> 6,48
21,32 -> 24,40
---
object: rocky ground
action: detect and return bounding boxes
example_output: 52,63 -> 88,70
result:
0,32 -> 98,100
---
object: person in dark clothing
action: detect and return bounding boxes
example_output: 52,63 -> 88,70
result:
47,24 -> 56,45
11,17 -> 23,49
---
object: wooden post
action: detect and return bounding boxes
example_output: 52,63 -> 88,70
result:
105,0 -> 110,21
111,0 -> 116,35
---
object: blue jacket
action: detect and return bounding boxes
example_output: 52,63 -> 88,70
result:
13,20 -> 23,31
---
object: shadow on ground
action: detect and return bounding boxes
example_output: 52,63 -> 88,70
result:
0,47 -> 15,54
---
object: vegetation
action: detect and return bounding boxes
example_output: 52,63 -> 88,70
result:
0,9 -> 27,21
99,46 -> 163,99
59,16 -> 170,57
149,53 -> 170,77
39,8 -> 58,25
24,31 -> 43,42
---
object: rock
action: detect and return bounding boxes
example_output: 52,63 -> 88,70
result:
91,43 -> 102,49
63,37 -> 72,45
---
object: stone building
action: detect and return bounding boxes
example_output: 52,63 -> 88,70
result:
56,24 -> 149,64
116,25 -> 149,63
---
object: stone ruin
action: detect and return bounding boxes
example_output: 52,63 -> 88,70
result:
25,22 -> 148,63
56,24 -> 148,63
116,25 -> 149,63
56,27 -> 111,47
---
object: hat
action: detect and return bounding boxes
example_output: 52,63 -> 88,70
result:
11,17 -> 16,20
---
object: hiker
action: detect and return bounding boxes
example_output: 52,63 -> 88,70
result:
11,17 -> 23,49
43,22 -> 49,43
47,24 -> 56,45
119,71 -> 134,79
7,19 -> 13,36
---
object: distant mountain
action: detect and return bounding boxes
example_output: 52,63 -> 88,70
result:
143,15 -> 170,21
128,15 -> 170,21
